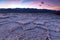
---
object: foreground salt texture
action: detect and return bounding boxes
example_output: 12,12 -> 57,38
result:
0,13 -> 60,40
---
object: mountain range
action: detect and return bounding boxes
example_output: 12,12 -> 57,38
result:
0,8 -> 60,15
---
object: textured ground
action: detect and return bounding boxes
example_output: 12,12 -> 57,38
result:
0,13 -> 60,40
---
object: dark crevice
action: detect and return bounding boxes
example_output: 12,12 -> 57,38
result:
0,17 -> 10,19
46,37 -> 49,40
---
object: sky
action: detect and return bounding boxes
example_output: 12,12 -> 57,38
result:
0,0 -> 60,10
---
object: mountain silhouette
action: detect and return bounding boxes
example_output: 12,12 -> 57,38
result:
0,8 -> 60,15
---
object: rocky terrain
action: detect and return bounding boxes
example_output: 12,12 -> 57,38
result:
0,13 -> 60,40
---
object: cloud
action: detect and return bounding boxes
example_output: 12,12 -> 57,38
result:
0,0 -> 60,10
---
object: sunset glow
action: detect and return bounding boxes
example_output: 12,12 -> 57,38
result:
0,0 -> 60,10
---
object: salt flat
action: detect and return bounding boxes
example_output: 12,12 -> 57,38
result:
0,13 -> 60,40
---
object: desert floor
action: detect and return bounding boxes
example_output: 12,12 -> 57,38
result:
0,13 -> 60,40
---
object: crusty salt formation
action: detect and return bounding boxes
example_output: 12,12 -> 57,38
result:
0,13 -> 60,40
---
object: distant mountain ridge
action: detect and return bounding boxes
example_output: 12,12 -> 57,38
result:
0,8 -> 60,13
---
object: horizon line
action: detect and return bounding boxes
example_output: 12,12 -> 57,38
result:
0,8 -> 60,11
